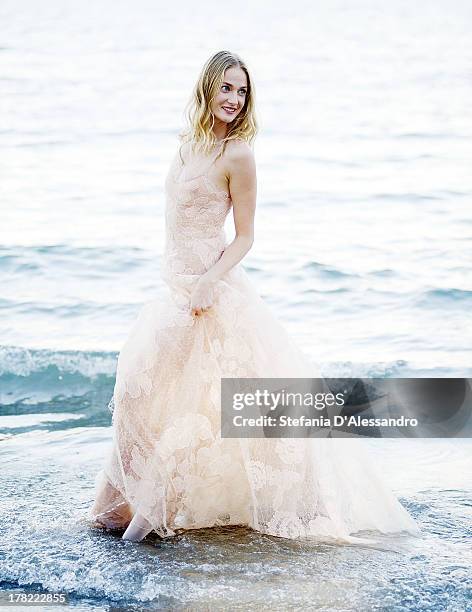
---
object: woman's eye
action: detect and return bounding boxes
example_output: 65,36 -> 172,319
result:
221,85 -> 246,95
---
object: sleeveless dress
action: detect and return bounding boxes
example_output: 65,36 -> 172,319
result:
89,140 -> 421,544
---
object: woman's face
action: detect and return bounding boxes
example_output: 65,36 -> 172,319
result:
211,66 -> 248,125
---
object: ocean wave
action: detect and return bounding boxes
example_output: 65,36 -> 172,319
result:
0,244 -> 148,272
417,288 -> 472,305
0,345 -> 117,378
0,345 -> 117,413
300,261 -> 361,279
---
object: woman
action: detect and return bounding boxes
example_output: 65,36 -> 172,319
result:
90,50 -> 421,544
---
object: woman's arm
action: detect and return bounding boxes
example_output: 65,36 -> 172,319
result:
206,141 -> 257,282
190,141 -> 257,316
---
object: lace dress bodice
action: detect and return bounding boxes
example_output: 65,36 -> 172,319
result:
162,143 -> 232,290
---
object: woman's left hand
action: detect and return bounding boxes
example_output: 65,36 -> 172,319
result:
190,275 -> 215,317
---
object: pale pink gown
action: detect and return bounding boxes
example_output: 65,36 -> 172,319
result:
89,139 -> 421,544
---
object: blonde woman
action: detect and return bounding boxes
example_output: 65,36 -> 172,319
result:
90,51 -> 421,544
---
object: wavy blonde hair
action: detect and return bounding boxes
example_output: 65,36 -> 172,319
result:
179,50 -> 258,161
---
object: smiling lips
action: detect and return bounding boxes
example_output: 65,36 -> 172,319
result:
222,106 -> 237,114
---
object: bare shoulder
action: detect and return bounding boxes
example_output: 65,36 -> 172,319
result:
225,138 -> 255,164
224,140 -> 256,186
224,139 -> 257,203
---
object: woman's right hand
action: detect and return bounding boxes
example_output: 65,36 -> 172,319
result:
189,275 -> 215,317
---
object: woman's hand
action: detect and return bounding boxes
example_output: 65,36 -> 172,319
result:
190,275 -> 215,317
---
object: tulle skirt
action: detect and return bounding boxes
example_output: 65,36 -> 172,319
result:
89,264 -> 421,544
